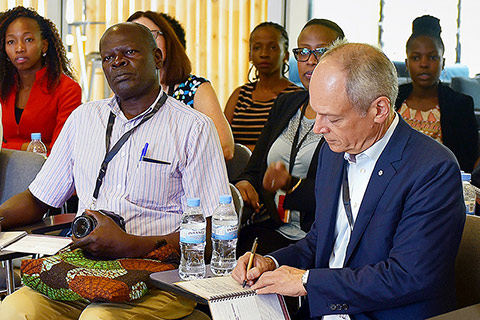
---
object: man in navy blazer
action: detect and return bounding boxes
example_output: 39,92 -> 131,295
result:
232,40 -> 465,320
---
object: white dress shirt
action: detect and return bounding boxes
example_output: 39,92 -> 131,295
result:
29,91 -> 230,236
324,114 -> 399,320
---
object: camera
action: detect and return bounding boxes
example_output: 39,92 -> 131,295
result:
71,210 -> 126,238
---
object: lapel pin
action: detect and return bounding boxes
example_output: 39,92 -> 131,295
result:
378,170 -> 383,176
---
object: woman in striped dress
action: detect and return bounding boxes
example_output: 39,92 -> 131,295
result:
224,22 -> 303,152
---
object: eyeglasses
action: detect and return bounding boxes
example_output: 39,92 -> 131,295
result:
292,47 -> 328,62
151,30 -> 163,39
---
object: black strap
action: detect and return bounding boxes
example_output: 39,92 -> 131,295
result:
92,93 -> 168,203
341,160 -> 354,231
288,102 -> 314,174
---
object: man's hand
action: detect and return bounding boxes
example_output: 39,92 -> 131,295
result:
235,180 -> 260,212
251,265 -> 307,297
263,161 -> 291,192
231,252 -> 276,287
71,209 -> 132,259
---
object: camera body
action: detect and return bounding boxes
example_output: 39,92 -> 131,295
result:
71,210 -> 126,238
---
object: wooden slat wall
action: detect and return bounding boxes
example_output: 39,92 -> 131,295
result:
3,1 -> 267,106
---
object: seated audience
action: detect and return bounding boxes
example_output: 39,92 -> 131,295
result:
233,40 -> 465,320
224,22 -> 303,151
395,15 -> 479,172
0,6 -> 81,153
235,19 -> 345,256
0,22 -> 230,319
127,11 -> 234,160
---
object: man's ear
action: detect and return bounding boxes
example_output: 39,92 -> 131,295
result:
372,96 -> 391,124
154,47 -> 163,69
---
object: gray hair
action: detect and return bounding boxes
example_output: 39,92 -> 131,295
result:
321,39 -> 398,115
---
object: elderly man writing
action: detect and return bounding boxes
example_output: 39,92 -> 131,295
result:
0,22 -> 229,319
232,40 -> 465,320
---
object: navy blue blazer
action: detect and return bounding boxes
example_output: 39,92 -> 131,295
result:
271,116 -> 466,320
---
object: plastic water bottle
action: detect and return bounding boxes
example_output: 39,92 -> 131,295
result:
179,198 -> 206,280
211,195 -> 238,276
462,172 -> 476,215
26,133 -> 47,159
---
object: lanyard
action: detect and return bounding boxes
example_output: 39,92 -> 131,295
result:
91,93 -> 168,208
341,160 -> 354,232
288,102 -> 314,174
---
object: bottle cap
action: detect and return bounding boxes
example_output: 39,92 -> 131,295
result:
219,195 -> 232,204
187,198 -> 200,207
461,172 -> 471,181
31,133 -> 41,140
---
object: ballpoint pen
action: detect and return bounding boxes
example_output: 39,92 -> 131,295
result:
139,142 -> 149,161
243,237 -> 258,288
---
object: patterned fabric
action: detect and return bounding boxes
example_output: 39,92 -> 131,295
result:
231,82 -> 303,146
21,243 -> 179,302
398,101 -> 443,143
171,74 -> 208,107
29,91 -> 230,236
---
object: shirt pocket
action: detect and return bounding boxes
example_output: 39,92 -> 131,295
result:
125,160 -> 181,211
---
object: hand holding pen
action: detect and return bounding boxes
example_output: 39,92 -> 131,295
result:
243,237 -> 258,288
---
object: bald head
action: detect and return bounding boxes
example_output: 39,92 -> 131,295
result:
100,22 -> 157,52
309,41 -> 397,154
314,41 -> 398,114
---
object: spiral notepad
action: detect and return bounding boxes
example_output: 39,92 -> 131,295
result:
175,275 -> 290,320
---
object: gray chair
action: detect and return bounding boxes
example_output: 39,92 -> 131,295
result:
0,148 -> 46,294
455,214 -> 480,309
226,143 -> 252,182
0,149 -> 46,205
229,183 -> 244,227
450,76 -> 480,124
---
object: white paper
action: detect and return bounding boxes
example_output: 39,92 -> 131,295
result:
4,234 -> 71,255
0,231 -> 27,250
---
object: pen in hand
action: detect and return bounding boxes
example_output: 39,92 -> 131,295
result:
243,237 -> 258,288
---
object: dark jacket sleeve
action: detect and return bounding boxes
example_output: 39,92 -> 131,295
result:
395,82 -> 479,172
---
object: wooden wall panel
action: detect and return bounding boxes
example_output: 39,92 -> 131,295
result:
2,0 -> 267,106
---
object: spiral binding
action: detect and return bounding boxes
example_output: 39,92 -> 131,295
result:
211,290 -> 256,302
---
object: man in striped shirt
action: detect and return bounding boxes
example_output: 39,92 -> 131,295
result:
0,22 -> 229,319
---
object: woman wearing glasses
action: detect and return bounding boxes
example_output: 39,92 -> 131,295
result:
235,19 -> 345,255
127,11 -> 234,160
224,22 -> 303,152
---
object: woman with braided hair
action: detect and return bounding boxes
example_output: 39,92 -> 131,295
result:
0,6 -> 81,153
224,22 -> 303,152
395,15 -> 478,172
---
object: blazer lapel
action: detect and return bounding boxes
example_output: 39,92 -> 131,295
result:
315,150 -> 345,267
344,116 -> 411,265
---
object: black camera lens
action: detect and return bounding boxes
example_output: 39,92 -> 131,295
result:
71,214 -> 97,238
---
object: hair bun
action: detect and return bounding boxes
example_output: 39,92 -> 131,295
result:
412,15 -> 441,36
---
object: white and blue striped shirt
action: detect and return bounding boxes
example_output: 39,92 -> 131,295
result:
29,91 -> 230,236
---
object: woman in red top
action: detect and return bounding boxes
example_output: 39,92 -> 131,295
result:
0,6 -> 81,153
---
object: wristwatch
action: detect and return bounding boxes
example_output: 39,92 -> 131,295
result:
302,270 -> 309,289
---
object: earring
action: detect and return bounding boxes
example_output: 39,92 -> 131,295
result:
283,62 -> 290,77
248,64 -> 257,83
42,52 -> 46,57
6,57 -> 10,62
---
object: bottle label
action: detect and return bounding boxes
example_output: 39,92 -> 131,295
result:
180,228 -> 206,244
466,200 -> 475,215
212,224 -> 238,240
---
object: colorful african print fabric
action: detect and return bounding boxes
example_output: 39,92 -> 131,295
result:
398,101 -> 443,143
171,74 -> 208,107
21,243 -> 179,302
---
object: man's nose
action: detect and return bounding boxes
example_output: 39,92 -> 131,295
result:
313,114 -> 329,134
112,55 -> 127,67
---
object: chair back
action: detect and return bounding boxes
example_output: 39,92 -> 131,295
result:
0,149 -> 46,204
226,143 -> 252,181
229,183 -> 244,229
455,214 -> 480,309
